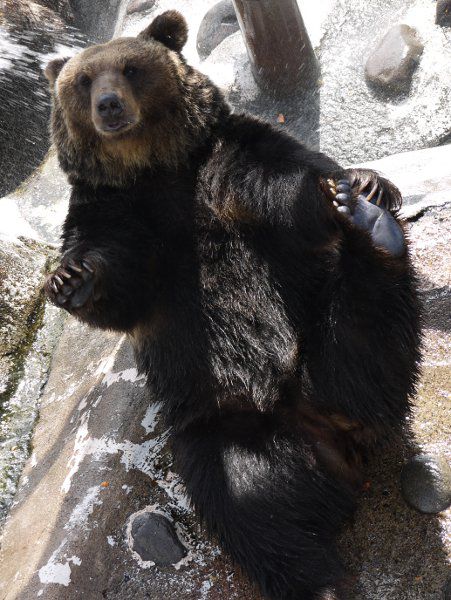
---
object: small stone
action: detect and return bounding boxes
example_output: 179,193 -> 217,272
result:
436,0 -> 451,27
197,0 -> 239,60
401,454 -> 451,514
126,0 -> 155,16
365,25 -> 424,97
130,512 -> 187,567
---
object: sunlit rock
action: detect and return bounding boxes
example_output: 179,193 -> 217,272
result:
126,0 -> 156,16
401,454 -> 451,514
129,511 -> 187,566
365,24 -> 424,97
196,0 -> 239,60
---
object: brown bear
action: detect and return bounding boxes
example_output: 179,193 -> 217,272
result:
44,11 -> 421,600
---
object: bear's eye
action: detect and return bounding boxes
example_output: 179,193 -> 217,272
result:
124,65 -> 138,79
77,73 -> 91,89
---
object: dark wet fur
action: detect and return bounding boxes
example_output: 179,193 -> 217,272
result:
45,12 -> 422,600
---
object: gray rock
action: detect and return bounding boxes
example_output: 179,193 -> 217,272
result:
70,0 -> 122,42
436,0 -> 451,27
401,454 -> 451,514
130,512 -> 187,566
444,576 -> 451,600
0,1 -> 86,198
0,237 -> 52,393
365,24 -> 424,97
197,0 -> 239,60
126,0 -> 156,16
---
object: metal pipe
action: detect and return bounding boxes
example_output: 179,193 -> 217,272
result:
232,0 -> 319,95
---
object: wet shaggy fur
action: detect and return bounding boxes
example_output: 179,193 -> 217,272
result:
44,11 -> 421,600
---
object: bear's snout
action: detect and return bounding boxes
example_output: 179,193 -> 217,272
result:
97,93 -> 124,120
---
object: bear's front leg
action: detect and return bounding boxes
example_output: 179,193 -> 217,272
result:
45,252 -> 102,313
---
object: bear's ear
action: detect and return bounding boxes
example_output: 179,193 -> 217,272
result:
138,10 -> 188,52
44,57 -> 69,85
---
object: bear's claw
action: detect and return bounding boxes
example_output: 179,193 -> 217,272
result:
45,257 -> 98,311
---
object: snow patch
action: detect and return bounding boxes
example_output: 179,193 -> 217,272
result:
64,485 -> 103,530
102,367 -> 146,388
38,540 -> 81,587
141,402 -> 162,434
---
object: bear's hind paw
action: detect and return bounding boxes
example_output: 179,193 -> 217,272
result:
325,173 -> 406,257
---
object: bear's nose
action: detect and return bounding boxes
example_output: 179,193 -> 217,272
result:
97,93 -> 124,118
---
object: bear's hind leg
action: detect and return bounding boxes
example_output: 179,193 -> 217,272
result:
172,412 -> 356,600
323,170 -> 406,257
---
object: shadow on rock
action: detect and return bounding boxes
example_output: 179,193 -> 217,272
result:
339,435 -> 450,600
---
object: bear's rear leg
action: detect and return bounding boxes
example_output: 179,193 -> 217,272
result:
173,413 -> 356,600
325,170 -> 406,257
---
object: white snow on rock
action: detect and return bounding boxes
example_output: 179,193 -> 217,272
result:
141,402 -> 162,434
0,197 -> 40,243
102,367 -> 146,388
64,485 -> 103,531
37,540 -> 81,587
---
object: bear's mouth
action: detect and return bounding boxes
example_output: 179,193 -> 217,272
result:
98,119 -> 136,136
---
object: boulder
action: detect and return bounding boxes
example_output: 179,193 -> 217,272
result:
365,24 -> 424,97
196,0 -> 239,60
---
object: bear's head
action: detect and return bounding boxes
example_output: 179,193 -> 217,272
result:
45,11 -> 227,187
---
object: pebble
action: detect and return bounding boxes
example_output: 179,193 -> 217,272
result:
130,512 -> 187,566
196,0 -> 239,60
365,24 -> 424,97
401,454 -> 451,514
436,0 -> 451,27
126,0 -> 155,16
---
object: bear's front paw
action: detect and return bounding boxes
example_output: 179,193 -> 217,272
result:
325,172 -> 406,257
45,256 -> 100,311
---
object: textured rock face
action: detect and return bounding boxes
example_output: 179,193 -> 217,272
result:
365,24 -> 424,96
436,0 -> 451,27
196,0 -> 239,59
401,455 -> 451,514
0,0 -> 85,198
0,238 -> 50,398
70,0 -> 123,42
